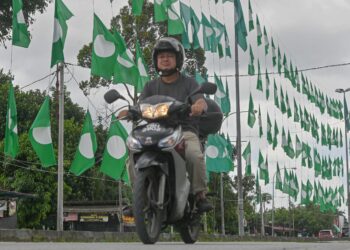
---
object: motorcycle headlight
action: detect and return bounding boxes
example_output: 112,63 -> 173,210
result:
158,128 -> 182,148
126,136 -> 142,150
140,102 -> 171,119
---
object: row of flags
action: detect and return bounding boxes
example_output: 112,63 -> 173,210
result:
3,83 -> 129,183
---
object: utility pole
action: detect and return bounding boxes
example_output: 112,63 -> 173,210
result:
234,5 -> 244,237
220,173 -> 225,235
119,181 -> 124,232
57,62 -> 64,231
335,88 -> 350,237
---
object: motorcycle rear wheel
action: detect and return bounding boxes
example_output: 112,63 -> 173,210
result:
133,168 -> 163,244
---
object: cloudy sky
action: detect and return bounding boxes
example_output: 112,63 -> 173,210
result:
1,0 -> 350,213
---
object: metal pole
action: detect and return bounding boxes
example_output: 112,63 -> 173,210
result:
220,173 -> 225,235
119,181 -> 124,232
272,173 -> 275,237
57,62 -> 64,231
234,7 -> 244,237
343,92 -> 350,237
260,188 -> 264,236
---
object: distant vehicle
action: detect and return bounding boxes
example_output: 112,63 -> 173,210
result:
318,229 -> 334,240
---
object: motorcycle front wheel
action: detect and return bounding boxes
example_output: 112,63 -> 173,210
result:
178,217 -> 201,244
133,167 -> 163,244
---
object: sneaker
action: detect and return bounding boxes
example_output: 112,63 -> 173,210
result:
196,198 -> 213,213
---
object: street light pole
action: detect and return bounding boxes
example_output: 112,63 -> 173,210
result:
271,166 -> 296,237
335,88 -> 350,237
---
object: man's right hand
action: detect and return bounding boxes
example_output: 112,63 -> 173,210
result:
117,109 -> 129,119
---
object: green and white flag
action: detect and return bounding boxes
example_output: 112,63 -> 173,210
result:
100,116 -> 129,183
205,134 -> 233,173
248,45 -> 255,75
70,111 -> 97,176
277,47 -> 282,75
286,93 -> 292,118
4,83 -> 19,159
258,105 -> 263,138
242,142 -> 251,176
132,0 -> 144,16
301,182 -> 309,205
202,14 -> 216,52
190,8 -> 201,49
168,3 -> 184,35
179,2 -> 191,49
280,88 -> 287,114
266,111 -> 272,145
283,53 -> 289,79
293,98 -> 300,122
248,0 -> 254,31
272,120 -> 279,150
265,69 -> 270,100
281,127 -> 287,151
344,95 -> 350,132
214,74 -> 228,113
295,135 -> 302,158
258,150 -> 269,184
284,131 -> 295,159
263,26 -> 269,55
195,71 -> 206,85
314,148 -> 321,177
211,16 -> 225,55
135,40 -> 149,92
91,14 -> 116,80
275,163 -> 283,191
256,15 -> 262,46
256,60 -> 263,91
274,79 -> 279,109
223,79 -> 231,115
29,97 -> 56,167
233,0 -> 248,51
247,93 -> 256,128
51,0 -> 73,67
12,0 -> 30,47
271,37 -> 276,66
154,0 -> 168,22
113,30 -> 139,87
224,29 -> 232,57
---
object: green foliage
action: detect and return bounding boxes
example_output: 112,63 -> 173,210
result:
76,0 -> 207,94
0,0 -> 52,46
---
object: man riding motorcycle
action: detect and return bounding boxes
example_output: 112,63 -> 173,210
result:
119,37 -> 213,213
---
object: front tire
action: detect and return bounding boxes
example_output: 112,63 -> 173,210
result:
178,219 -> 201,244
133,168 -> 163,244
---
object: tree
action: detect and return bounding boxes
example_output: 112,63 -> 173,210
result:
0,0 -> 52,46
76,0 -> 207,94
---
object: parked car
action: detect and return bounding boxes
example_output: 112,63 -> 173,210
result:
318,229 -> 334,240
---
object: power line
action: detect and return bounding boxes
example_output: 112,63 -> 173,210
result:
20,72 -> 56,90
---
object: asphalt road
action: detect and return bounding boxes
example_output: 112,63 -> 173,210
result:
1,242 -> 350,250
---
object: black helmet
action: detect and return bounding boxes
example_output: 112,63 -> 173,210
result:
152,37 -> 185,76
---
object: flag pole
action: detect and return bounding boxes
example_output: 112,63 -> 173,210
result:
57,62 -> 65,231
234,5 -> 245,237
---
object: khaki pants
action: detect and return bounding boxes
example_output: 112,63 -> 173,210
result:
127,131 -> 208,195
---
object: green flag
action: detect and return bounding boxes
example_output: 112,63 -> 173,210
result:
91,14 -> 116,80
248,45 -> 255,75
12,0 -> 30,47
258,150 -> 269,184
274,79 -> 279,109
168,3 -> 184,35
205,134 -> 233,173
135,40 -> 150,93
266,111 -> 273,145
275,163 -> 283,191
234,0 -> 248,51
256,60 -> 263,92
113,30 -> 139,87
223,79 -> 231,115
265,69 -> 270,100
271,37 -> 276,66
190,7 -> 201,49
344,96 -> 350,132
256,15 -> 262,46
132,0 -> 144,16
301,182 -> 309,205
295,135 -> 302,158
284,131 -> 295,159
202,14 -> 216,52
314,148 -> 321,177
224,29 -> 232,57
214,74 -> 229,114
100,116 -> 129,183
51,0 -> 73,67
195,71 -> 206,85
277,47 -> 282,75
242,142 -> 251,176
70,111 -> 97,176
272,120 -> 279,150
179,2 -> 191,49
258,105 -> 263,138
283,54 -> 289,79
247,93 -> 256,128
154,0 -> 167,22
211,16 -> 225,54
4,83 -> 19,158
293,98 -> 300,122
263,26 -> 269,55
248,0 -> 254,31
256,171 -> 261,202
29,97 -> 56,167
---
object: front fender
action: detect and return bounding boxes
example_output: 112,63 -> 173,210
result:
134,151 -> 169,175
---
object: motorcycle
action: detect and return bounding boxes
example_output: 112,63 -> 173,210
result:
104,82 -> 223,244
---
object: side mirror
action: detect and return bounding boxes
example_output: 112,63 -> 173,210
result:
104,89 -> 126,104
